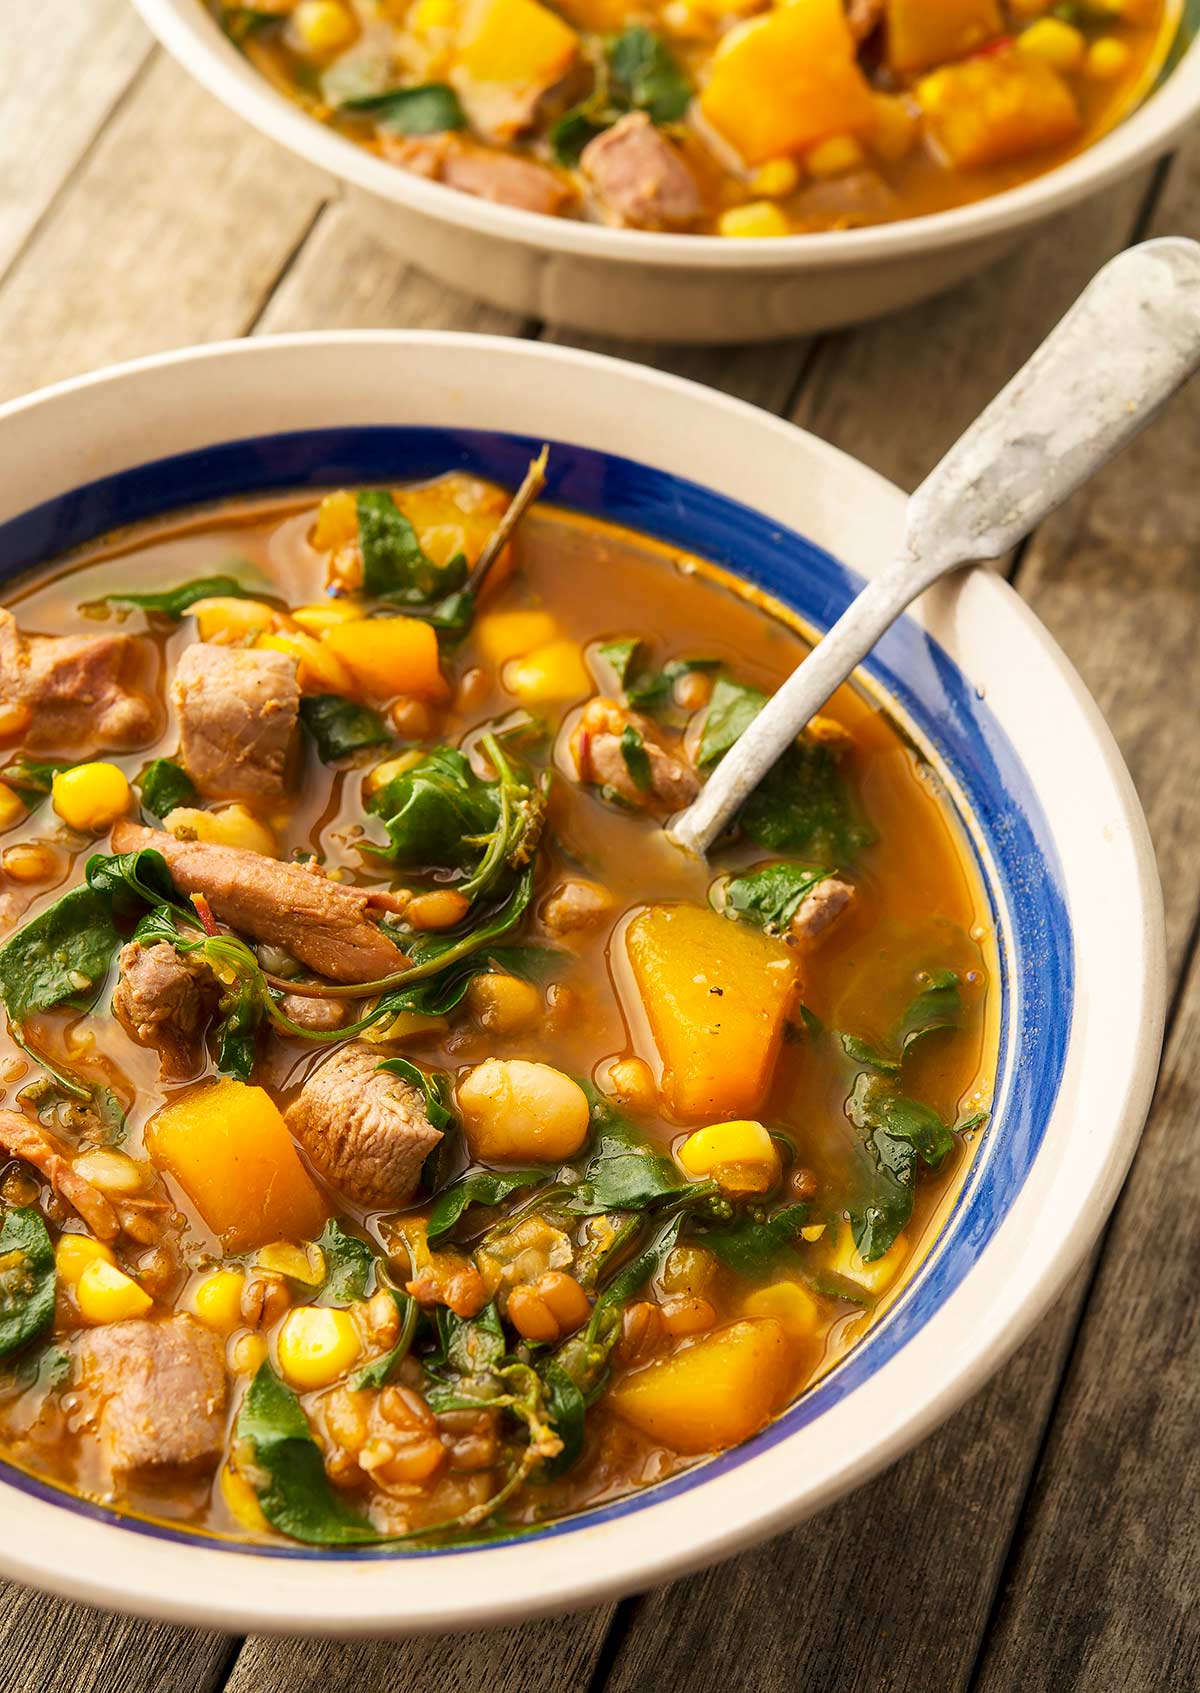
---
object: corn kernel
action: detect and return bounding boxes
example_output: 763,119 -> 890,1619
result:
292,0 -> 359,53
474,609 -> 557,666
799,1222 -> 826,1242
742,1279 -> 820,1336
869,92 -> 919,162
1018,17 -> 1086,70
220,1462 -> 271,1534
193,1269 -> 248,1336
291,600 -> 363,636
1085,37 -> 1131,78
366,1009 -> 449,1043
406,888 -> 471,931
230,1331 -> 269,1374
51,762 -> 132,834
751,156 -> 800,197
76,1258 -> 153,1323
71,1148 -> 147,1197
189,597 -> 279,645
310,490 -> 359,553
503,639 -> 590,705
257,629 -> 355,695
466,971 -> 542,1034
806,134 -> 866,177
0,783 -> 25,831
677,1120 -> 781,1193
164,803 -> 278,858
277,1306 -> 363,1390
257,1241 -> 325,1285
717,201 -> 791,238
55,1234 -> 116,1285
363,750 -> 425,796
828,1226 -> 908,1293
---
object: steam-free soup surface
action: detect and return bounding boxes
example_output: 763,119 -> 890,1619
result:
0,469 -> 994,1545
205,0 -> 1173,236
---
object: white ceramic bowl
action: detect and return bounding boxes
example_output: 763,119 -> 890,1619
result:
134,0 -> 1200,342
0,334 -> 1165,1633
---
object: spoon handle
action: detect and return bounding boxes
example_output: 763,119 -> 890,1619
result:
669,238 -> 1200,857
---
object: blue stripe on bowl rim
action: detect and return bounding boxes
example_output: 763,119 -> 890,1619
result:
0,427 -> 1073,1558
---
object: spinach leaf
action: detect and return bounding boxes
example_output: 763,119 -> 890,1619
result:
596,638 -> 718,719
845,1073 -> 955,1260
349,1287 -> 418,1391
219,6 -> 280,41
619,724 -> 651,794
539,1358 -> 587,1477
317,1221 -> 374,1305
839,1032 -> 900,1074
0,885 -> 118,1023
138,758 -> 197,819
570,1103 -> 691,1215
593,1210 -> 685,1317
608,26 -> 692,123
299,694 -> 392,763
368,746 -> 497,868
697,1203 -> 811,1280
0,1208 -> 56,1359
435,1301 -> 507,1378
357,490 -> 467,608
723,863 -> 831,935
895,968 -> 963,1054
85,845 -> 180,914
340,83 -> 466,134
236,1362 -> 380,1545
1,759 -> 70,801
699,677 -> 767,768
104,574 -> 254,619
427,1169 -> 545,1244
213,980 -> 260,1083
597,637 -> 640,687
376,1056 -> 457,1135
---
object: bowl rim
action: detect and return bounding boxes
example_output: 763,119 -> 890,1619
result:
0,333 -> 1166,1634
132,0 -> 1200,270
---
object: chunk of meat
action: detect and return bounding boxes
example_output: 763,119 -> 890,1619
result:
111,940 -> 219,1079
791,170 -> 900,232
540,878 -> 613,936
284,1042 -> 442,1208
277,993 -> 349,1033
0,608 -> 155,753
581,113 -> 703,231
174,642 -> 299,800
573,697 -> 698,811
789,877 -> 855,947
0,1110 -> 119,1241
76,1315 -> 226,1475
382,133 -> 572,216
110,822 -> 409,984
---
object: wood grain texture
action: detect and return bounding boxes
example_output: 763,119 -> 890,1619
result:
0,0 -> 152,282
969,136 -> 1200,1693
0,1587 -> 230,1693
0,54 -> 331,404
226,1609 -> 612,1693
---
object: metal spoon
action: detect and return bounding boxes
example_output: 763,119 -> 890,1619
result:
668,236 -> 1200,858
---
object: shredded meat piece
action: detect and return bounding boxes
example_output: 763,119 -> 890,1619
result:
110,822 -> 409,984
0,607 -> 155,753
76,1316 -> 226,1475
111,940 -> 219,1078
789,877 -> 855,947
0,1110 -> 119,1241
573,697 -> 698,811
540,879 -> 613,936
284,1042 -> 442,1208
174,642 -> 299,800
581,113 -> 703,231
381,133 -> 572,215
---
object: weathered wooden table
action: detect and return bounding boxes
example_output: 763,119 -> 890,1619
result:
3,6 -> 1198,1689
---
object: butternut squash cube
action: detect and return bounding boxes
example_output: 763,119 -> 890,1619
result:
395,474 -> 510,571
918,49 -> 1081,169
626,903 -> 799,1120
455,0 -> 579,131
700,0 -> 877,166
322,616 -> 448,703
610,1318 -> 791,1453
885,0 -> 1003,74
147,1079 -> 329,1251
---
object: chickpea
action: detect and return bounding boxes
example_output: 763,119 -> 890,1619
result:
454,666 -> 489,712
544,982 -> 575,1033
390,696 -> 433,739
1,1169 -> 38,1207
456,1058 -> 590,1162
438,1408 -> 500,1472
789,1165 -> 818,1201
606,1056 -> 657,1115
406,889 -> 470,931
228,1332 -> 268,1375
241,1272 -> 292,1330
660,1296 -> 717,1336
2,843 -> 58,884
322,1385 -> 372,1457
674,668 -> 713,712
466,972 -> 542,1035
507,1271 -> 591,1345
615,1301 -> 664,1366
136,1245 -> 180,1302
366,1288 -> 401,1348
659,1245 -> 717,1299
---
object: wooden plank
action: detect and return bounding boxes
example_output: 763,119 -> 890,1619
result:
0,0 -> 152,282
253,200 -> 528,335
226,1609 -> 612,1693
596,176 -> 1172,1693
541,325 -> 814,416
0,1587 -> 230,1693
0,54 -> 332,405
967,139 -> 1200,1693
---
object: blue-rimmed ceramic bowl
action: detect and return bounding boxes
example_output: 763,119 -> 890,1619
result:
0,335 -> 1165,1634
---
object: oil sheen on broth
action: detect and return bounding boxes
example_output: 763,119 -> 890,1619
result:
0,470 -> 996,1545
